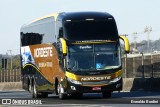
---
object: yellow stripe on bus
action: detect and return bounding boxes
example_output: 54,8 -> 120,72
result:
66,70 -> 122,81
23,64 -> 52,84
72,41 -> 117,44
31,13 -> 59,24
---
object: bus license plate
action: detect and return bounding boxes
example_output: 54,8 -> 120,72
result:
92,87 -> 101,90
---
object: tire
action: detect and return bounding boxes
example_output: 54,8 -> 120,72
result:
57,83 -> 67,99
28,82 -> 32,93
102,91 -> 112,98
28,81 -> 35,98
55,82 -> 58,95
33,82 -> 40,98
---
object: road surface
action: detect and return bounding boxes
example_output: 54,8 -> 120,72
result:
0,90 -> 160,107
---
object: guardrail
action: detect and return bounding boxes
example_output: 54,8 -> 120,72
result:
122,54 -> 160,78
0,69 -> 21,82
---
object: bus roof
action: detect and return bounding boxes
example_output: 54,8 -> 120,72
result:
21,13 -> 59,28
31,13 -> 59,23
58,12 -> 114,21
21,12 -> 114,29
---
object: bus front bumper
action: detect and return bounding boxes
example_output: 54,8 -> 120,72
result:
66,78 -> 122,94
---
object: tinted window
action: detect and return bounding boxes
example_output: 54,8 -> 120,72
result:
21,33 -> 43,46
21,16 -> 56,45
64,19 -> 118,41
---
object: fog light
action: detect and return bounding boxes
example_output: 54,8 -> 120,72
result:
71,86 -> 76,90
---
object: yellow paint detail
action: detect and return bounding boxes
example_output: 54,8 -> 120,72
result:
31,13 -> 59,24
72,41 -> 117,44
23,64 -> 52,84
60,38 -> 67,55
66,71 -> 80,80
114,70 -> 122,77
120,36 -> 130,53
66,70 -> 122,81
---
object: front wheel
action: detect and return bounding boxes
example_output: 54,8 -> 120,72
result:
33,82 -> 41,98
57,83 -> 67,99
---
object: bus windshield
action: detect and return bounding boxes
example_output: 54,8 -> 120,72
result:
67,43 -> 121,72
63,19 -> 118,41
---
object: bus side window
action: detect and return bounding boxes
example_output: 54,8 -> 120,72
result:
21,33 -> 43,46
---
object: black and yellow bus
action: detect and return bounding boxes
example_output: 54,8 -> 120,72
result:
20,12 -> 130,99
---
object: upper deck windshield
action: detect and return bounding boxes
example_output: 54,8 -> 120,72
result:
63,19 -> 118,41
67,43 -> 121,72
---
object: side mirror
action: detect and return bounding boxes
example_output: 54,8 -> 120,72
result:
60,38 -> 67,55
120,36 -> 130,53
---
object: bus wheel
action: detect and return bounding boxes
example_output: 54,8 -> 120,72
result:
58,83 -> 67,99
29,83 -> 34,98
102,91 -> 112,98
33,82 -> 40,98
28,82 -> 32,93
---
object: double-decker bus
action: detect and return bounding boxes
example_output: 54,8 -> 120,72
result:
20,12 -> 130,99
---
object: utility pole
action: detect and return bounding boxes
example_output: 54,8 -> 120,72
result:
133,32 -> 137,53
144,26 -> 152,51
7,50 -> 12,69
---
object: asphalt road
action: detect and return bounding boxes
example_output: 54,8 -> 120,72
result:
0,91 -> 160,107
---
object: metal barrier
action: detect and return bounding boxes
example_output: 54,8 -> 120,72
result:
122,54 -> 160,78
0,69 -> 21,82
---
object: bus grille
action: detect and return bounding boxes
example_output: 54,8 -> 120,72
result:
82,80 -> 109,86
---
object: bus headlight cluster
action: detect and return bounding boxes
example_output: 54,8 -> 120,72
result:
110,76 -> 122,83
67,78 -> 82,85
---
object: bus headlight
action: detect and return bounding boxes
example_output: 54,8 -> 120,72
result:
67,78 -> 82,85
110,76 -> 122,83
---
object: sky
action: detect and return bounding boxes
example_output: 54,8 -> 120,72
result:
0,0 -> 160,54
